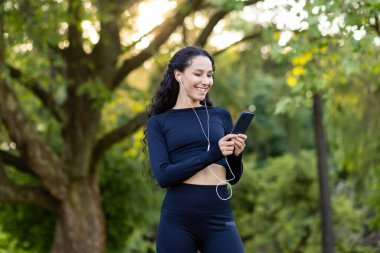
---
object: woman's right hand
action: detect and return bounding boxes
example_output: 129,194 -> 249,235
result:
218,134 -> 238,156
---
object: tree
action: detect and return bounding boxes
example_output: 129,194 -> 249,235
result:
272,1 -> 380,252
0,1 -> 262,252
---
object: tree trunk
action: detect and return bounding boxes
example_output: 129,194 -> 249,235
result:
51,178 -> 106,253
312,92 -> 334,253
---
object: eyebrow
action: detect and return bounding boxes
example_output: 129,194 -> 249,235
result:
193,68 -> 213,73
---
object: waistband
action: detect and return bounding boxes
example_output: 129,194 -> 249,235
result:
163,183 -> 232,213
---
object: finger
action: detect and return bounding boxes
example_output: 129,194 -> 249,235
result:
220,144 -> 235,153
219,137 -> 235,145
237,134 -> 247,140
233,140 -> 244,151
227,140 -> 236,146
228,146 -> 235,151
230,137 -> 245,145
222,134 -> 238,141
222,145 -> 235,151
233,137 -> 244,145
235,143 -> 245,152
235,139 -> 246,150
234,141 -> 244,150
234,149 -> 242,156
221,149 -> 234,156
220,140 -> 235,147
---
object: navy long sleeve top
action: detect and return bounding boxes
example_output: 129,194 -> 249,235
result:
146,106 -> 243,188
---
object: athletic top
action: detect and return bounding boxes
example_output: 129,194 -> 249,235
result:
146,106 -> 243,188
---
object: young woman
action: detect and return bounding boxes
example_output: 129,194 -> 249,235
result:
145,46 -> 247,253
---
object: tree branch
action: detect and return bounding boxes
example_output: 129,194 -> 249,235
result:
67,0 -> 83,51
0,0 -> 67,201
213,29 -> 263,57
195,9 -> 229,47
0,159 -> 59,213
372,14 -> 380,37
96,0 -> 139,17
92,111 -> 147,164
195,0 -> 260,47
0,0 -> 5,65
91,1 -> 142,83
110,0 -> 205,89
7,65 -> 65,123
123,26 -> 159,53
0,150 -> 37,178
0,80 -> 68,200
243,0 -> 261,5
293,226 -> 311,253
182,20 -> 188,45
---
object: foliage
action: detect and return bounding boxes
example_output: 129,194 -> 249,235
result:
0,204 -> 54,253
99,142 -> 162,253
213,42 -> 314,163
234,151 -> 374,253
1,0 -> 380,252
0,138 -> 163,253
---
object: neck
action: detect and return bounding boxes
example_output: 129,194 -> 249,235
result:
173,96 -> 201,109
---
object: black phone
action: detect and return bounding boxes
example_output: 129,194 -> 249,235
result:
231,112 -> 255,134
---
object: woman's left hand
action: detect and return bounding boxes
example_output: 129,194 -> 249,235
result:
232,134 -> 247,156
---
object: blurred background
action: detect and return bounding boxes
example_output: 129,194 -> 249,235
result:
0,0 -> 379,252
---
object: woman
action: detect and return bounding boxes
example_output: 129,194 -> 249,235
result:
145,46 -> 247,253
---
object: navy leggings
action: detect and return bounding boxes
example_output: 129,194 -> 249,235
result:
156,183 -> 244,253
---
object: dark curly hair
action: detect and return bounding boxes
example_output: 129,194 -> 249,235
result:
148,46 -> 215,116
143,46 -> 215,179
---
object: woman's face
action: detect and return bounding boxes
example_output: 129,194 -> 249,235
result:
176,55 -> 214,105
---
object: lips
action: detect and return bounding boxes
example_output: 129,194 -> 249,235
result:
195,87 -> 208,93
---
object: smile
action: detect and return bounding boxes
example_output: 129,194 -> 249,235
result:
195,87 -> 207,92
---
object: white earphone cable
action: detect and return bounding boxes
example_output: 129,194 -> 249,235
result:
179,79 -> 235,200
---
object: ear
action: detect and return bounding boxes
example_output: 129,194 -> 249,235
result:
174,70 -> 182,83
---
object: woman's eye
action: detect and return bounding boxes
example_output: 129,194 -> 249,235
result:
193,73 -> 213,78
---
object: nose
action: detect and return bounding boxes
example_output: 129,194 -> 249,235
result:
202,75 -> 212,86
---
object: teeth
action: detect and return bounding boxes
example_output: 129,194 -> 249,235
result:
196,87 -> 207,92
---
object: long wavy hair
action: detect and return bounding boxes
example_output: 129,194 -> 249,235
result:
143,46 -> 215,179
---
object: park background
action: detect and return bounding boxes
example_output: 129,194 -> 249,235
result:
1,0 -> 379,252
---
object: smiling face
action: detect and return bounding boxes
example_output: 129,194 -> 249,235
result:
174,56 -> 214,108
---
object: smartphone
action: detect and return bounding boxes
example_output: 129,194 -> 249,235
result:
231,112 -> 255,134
